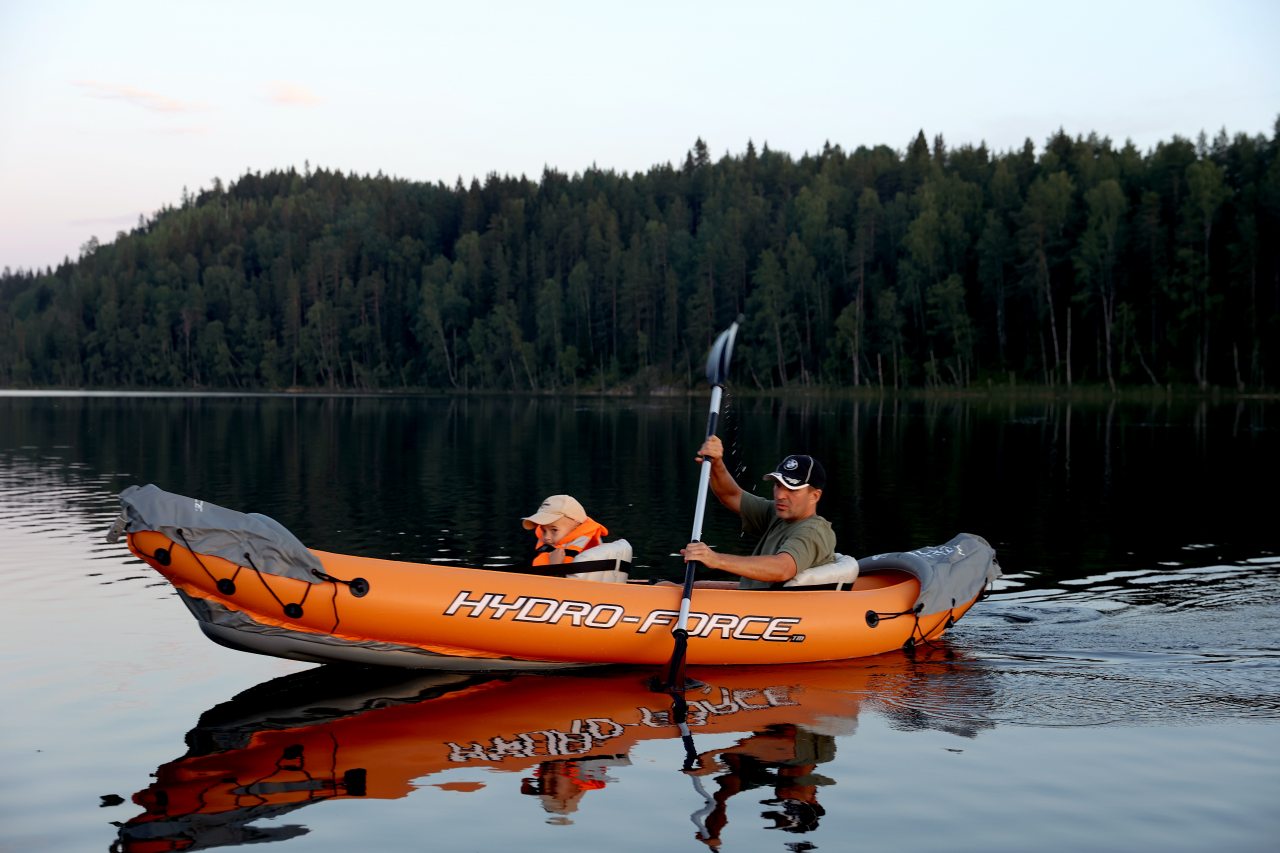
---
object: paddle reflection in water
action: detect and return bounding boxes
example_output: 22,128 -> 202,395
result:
114,646 -> 994,851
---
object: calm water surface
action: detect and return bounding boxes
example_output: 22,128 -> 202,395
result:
1,392 -> 1277,852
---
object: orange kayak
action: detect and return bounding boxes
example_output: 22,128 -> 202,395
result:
113,485 -> 1000,670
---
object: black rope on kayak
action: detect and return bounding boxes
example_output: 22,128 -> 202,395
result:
242,551 -> 309,619
864,602 -> 922,629
294,578 -> 314,619
310,569 -> 371,598
904,600 -> 961,653
327,582 -> 342,634
133,543 -> 171,565
904,611 -> 924,653
176,528 -> 222,588
904,611 -> 929,653
306,569 -> 371,634
866,599 -> 960,653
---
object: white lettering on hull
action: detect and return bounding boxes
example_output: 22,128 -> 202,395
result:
443,590 -> 804,643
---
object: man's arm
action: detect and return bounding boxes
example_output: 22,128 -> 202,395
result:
681,541 -> 798,584
697,435 -> 743,514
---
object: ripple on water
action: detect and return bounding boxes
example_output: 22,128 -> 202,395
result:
943,572 -> 1280,728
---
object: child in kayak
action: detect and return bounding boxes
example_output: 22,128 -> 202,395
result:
521,495 -> 609,567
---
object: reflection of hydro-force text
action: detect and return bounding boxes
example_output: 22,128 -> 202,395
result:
446,686 -> 801,763
443,590 -> 804,642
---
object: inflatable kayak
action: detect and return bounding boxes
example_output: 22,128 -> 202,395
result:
108,484 -> 1000,670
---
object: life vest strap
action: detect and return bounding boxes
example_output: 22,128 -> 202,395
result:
529,557 -> 632,578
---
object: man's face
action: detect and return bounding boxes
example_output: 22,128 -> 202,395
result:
772,481 -> 820,522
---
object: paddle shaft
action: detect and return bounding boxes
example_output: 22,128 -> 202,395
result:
663,385 -> 722,690
680,385 -> 722,603
658,317 -> 739,693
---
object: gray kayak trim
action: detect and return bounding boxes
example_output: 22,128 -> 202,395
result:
857,532 -> 1001,614
111,484 -> 324,584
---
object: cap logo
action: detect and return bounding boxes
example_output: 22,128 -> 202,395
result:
764,455 -> 824,491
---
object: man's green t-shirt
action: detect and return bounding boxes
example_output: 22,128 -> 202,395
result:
736,492 -> 836,590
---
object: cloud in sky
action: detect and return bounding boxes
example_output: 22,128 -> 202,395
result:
73,80 -> 204,114
266,81 -> 321,107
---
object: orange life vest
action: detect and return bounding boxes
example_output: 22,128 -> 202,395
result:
531,517 -> 609,566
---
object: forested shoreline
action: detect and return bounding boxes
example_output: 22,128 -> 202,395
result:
3,123 -> 1278,393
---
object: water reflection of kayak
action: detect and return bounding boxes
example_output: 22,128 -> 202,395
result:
110,485 -> 1001,670
116,648 -> 994,850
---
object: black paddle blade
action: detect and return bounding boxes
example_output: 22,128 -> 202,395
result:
704,316 -> 742,386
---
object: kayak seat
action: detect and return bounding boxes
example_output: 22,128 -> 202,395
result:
783,553 -> 860,591
566,539 -> 632,583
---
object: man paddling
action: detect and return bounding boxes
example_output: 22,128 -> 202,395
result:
680,436 -> 835,589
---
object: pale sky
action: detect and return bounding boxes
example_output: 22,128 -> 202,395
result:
1,0 -> 1277,272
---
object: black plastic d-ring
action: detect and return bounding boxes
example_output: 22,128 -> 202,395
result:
155,548 -> 171,566
865,610 -> 880,628
216,578 -> 236,596
284,603 -> 304,619
348,577 -> 370,597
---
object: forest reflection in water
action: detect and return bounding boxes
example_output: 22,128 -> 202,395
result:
1,390 -> 1275,578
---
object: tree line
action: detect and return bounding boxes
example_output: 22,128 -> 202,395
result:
3,122 -> 1278,393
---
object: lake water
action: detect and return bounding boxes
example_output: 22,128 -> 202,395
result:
1,391 -> 1277,852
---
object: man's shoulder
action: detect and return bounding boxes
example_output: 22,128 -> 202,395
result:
774,513 -> 836,574
739,491 -> 774,531
779,513 -> 836,552
788,513 -> 833,534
